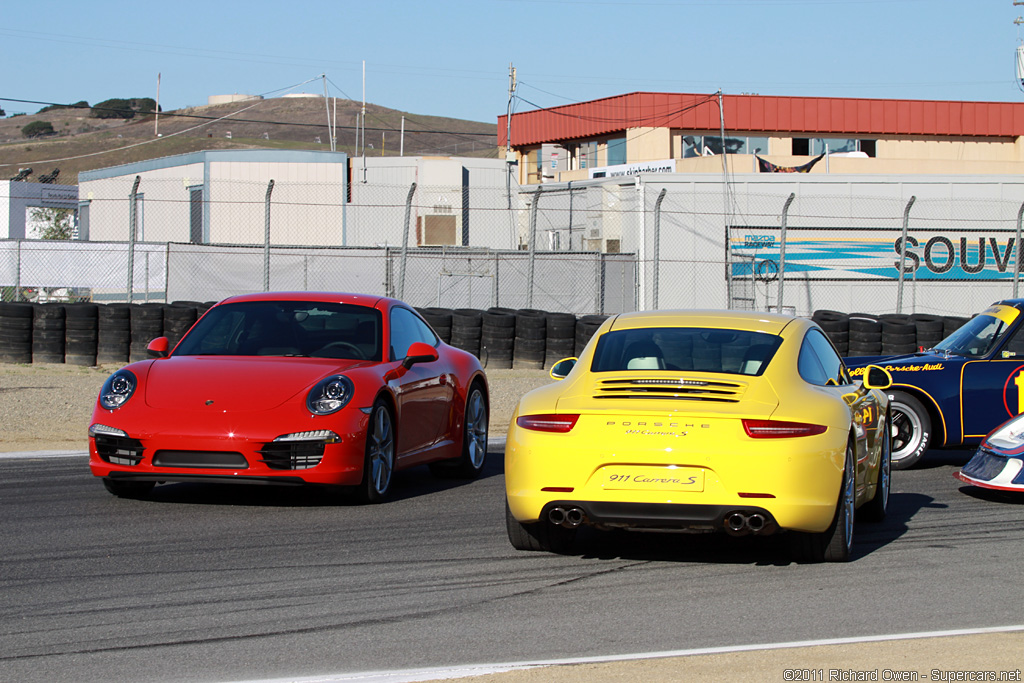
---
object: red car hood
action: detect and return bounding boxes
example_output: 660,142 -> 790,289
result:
142,356 -> 368,412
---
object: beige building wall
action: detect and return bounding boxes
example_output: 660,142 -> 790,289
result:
515,130 -> 1024,183
627,127 -> 672,164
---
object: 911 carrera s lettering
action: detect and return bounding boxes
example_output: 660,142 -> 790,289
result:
624,429 -> 685,436
602,467 -> 704,491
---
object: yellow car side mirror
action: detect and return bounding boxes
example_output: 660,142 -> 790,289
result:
862,364 -> 892,391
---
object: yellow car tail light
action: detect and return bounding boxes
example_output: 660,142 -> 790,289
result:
742,419 -> 827,438
516,414 -> 581,433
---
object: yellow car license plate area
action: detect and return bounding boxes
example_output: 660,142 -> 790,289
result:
593,465 -> 705,492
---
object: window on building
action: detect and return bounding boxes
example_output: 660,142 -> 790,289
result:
860,139 -> 876,157
792,138 -> 810,155
580,141 -> 596,169
77,201 -> 90,241
680,134 -> 770,157
607,136 -> 627,166
811,138 -> 857,155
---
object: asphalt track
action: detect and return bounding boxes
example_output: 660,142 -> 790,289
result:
1,443 -> 1022,683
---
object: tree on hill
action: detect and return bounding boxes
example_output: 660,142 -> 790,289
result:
91,98 -> 159,120
21,120 -> 55,138
37,101 -> 89,114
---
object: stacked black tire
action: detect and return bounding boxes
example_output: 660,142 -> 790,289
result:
65,303 -> 99,366
129,303 -> 164,362
812,310 -> 849,356
417,307 -> 453,344
847,313 -> 883,357
908,314 -> 945,351
450,308 -> 482,357
164,303 -> 199,351
943,315 -> 969,338
513,309 -> 547,369
97,304 -> 131,365
0,302 -> 34,364
879,314 -> 917,355
32,304 -> 66,363
481,308 -> 516,369
545,312 -> 577,366
575,315 -> 608,356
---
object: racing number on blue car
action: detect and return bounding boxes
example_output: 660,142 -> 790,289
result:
1016,370 -> 1024,415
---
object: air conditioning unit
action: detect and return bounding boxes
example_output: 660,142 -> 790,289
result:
417,214 -> 461,246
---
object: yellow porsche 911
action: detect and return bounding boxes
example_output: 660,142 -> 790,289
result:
505,310 -> 894,562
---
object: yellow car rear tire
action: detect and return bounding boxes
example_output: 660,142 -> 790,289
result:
788,441 -> 855,563
505,499 -> 576,554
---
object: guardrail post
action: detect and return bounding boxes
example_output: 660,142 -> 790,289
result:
895,195 -> 916,314
127,175 -> 141,303
397,182 -> 416,300
262,179 -> 275,292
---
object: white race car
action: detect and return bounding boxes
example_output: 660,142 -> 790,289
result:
955,413 -> 1024,492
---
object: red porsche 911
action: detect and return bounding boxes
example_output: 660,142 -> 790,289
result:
88,292 -> 489,502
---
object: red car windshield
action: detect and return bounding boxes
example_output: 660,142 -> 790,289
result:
174,301 -> 383,360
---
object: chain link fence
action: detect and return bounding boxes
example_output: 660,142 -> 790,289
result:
3,174 -> 1023,317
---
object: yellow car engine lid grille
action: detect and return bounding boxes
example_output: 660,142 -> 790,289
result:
593,377 -> 746,402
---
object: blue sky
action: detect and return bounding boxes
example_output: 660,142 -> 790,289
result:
1,0 -> 1022,125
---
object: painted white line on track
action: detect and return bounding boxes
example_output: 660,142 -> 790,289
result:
232,624 -> 1024,683
0,450 -> 87,459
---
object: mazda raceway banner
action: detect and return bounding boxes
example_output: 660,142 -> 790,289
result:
729,228 -> 1024,282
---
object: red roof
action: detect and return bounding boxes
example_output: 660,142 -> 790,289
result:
497,92 -> 1024,147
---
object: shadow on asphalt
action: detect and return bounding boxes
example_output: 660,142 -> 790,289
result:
97,443 -> 507,508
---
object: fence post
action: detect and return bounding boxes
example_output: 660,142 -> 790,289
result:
527,187 -> 542,308
895,195 -> 917,314
1015,201 -> 1024,298
263,179 -> 275,292
491,249 -> 499,308
127,175 -> 141,303
15,239 -> 22,301
652,188 -> 667,310
776,193 -> 795,313
397,182 -> 417,300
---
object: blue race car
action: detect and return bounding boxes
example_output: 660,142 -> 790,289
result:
846,300 -> 1024,469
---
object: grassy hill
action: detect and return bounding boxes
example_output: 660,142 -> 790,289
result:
0,97 -> 499,185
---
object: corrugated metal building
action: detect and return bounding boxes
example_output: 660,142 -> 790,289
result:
498,92 -> 1024,183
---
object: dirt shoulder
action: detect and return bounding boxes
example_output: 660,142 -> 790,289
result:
0,363 -> 552,452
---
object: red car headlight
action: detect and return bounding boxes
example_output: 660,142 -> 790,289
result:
99,370 -> 137,410
307,375 -> 355,415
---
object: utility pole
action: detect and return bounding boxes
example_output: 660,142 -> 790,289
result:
366,61 -> 370,183
154,73 -> 160,137
506,63 -> 518,247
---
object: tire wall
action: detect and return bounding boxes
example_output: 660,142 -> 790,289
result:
0,304 -> 974,367
814,311 -> 962,357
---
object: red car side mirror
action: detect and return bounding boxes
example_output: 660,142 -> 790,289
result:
147,336 -> 169,358
403,341 -> 439,369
